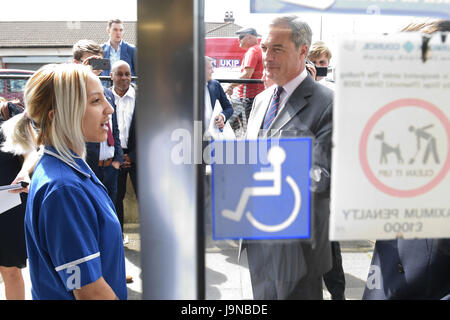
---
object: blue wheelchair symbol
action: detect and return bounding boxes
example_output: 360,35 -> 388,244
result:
212,139 -> 311,240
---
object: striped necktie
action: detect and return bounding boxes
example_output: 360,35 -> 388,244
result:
263,86 -> 283,130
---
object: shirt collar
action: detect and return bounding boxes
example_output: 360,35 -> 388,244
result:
43,146 -> 91,178
280,68 -> 308,100
113,85 -> 135,99
109,40 -> 123,51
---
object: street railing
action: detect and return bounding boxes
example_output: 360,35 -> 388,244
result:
0,74 -> 138,103
1,73 -> 258,138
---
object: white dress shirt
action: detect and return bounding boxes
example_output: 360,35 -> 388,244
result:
204,84 -> 213,130
277,68 -> 308,114
112,85 -> 136,149
109,40 -> 122,67
99,117 -> 115,160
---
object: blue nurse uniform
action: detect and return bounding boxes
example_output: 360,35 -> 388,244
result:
25,146 -> 127,300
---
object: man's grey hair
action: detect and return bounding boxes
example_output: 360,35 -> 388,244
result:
270,15 -> 312,49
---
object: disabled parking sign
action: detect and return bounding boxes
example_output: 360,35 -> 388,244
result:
212,138 -> 312,240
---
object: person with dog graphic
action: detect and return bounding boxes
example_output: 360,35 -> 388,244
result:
408,124 -> 440,165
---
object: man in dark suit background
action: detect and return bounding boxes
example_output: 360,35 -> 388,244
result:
101,19 -> 137,77
204,56 -> 234,133
73,40 -> 123,208
203,56 -> 235,229
244,15 -> 333,300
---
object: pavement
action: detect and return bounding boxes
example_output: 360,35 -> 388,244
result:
205,232 -> 375,300
0,223 -> 374,300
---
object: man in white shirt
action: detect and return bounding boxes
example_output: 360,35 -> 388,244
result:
110,60 -> 137,236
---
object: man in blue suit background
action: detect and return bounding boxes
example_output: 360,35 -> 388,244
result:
203,56 -> 235,230
205,56 -> 234,132
101,19 -> 137,77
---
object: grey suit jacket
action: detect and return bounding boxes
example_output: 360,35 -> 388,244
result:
244,74 -> 333,296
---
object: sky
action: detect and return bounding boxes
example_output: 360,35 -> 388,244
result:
0,0 -> 137,21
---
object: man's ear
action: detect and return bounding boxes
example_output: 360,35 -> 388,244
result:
48,109 -> 55,121
299,45 -> 309,59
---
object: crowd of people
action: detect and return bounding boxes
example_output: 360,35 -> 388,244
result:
0,15 -> 449,300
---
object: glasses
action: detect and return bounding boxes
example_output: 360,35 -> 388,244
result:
239,34 -> 247,41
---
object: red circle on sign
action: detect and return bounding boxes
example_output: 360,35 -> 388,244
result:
359,98 -> 450,197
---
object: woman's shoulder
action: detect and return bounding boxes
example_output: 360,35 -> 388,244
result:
33,154 -> 88,194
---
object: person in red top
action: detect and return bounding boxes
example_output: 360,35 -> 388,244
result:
226,27 -> 264,127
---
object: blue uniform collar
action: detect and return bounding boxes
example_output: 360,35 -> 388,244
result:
43,146 -> 91,178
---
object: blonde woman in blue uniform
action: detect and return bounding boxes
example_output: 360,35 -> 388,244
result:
1,63 -> 127,300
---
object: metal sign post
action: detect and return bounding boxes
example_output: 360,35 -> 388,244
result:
137,0 -> 205,299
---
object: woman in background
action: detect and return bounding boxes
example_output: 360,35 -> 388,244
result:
0,97 -> 32,300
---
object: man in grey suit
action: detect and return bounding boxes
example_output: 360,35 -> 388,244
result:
244,15 -> 333,300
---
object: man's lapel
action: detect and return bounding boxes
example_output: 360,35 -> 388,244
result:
245,89 -> 272,140
103,44 -> 111,59
207,81 -> 215,108
120,41 -> 129,61
266,75 -> 314,138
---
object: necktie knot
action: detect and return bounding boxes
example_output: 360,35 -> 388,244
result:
274,86 -> 283,98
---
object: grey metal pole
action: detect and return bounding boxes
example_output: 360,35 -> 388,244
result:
137,0 -> 205,299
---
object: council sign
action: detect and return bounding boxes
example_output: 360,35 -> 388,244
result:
330,32 -> 450,240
